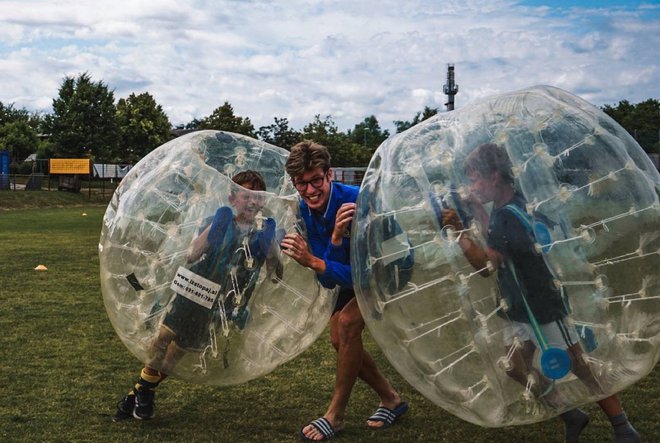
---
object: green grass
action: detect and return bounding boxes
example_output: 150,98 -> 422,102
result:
0,190 -> 112,211
0,206 -> 657,442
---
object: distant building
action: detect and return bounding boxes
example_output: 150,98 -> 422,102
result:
93,164 -> 132,179
333,167 -> 366,186
171,128 -> 198,138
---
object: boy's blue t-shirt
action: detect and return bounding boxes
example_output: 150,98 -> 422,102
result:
487,194 -> 567,324
191,206 -> 276,303
299,181 -> 358,290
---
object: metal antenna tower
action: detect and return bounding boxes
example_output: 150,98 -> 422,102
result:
443,64 -> 459,111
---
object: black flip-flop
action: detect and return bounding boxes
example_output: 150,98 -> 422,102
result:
367,402 -> 409,430
299,417 -> 339,441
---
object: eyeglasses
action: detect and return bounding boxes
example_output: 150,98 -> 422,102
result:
293,173 -> 327,191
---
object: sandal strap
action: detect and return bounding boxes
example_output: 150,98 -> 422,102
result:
368,407 -> 397,424
309,417 -> 335,438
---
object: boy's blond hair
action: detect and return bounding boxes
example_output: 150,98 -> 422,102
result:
285,140 -> 331,179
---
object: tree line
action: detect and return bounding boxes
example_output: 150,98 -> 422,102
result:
0,73 -> 658,173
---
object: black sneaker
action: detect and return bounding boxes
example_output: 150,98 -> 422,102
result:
133,387 -> 155,420
112,393 -> 136,422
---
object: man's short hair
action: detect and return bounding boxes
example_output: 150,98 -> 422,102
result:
285,140 -> 331,179
464,143 -> 514,185
232,170 -> 266,191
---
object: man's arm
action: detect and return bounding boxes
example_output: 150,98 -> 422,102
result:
281,232 -> 326,272
280,232 -> 353,288
187,206 -> 232,263
441,208 -> 502,276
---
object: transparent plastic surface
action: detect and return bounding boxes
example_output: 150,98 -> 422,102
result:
352,86 -> 660,426
100,131 -> 335,386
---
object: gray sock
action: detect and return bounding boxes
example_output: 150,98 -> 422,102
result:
610,412 -> 640,443
559,408 -> 590,443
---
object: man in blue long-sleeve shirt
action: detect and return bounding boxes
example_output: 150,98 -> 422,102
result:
281,141 -> 408,441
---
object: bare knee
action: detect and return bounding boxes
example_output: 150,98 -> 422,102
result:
336,310 -> 364,343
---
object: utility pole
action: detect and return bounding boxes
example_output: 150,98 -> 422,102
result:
444,64 -> 459,111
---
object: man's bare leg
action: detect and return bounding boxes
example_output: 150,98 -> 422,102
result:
301,299 -> 402,439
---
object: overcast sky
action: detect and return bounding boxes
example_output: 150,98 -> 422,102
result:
0,0 -> 658,132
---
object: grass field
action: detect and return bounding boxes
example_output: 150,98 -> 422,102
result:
0,189 -> 112,211
0,200 -> 657,442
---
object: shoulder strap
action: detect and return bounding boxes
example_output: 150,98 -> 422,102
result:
503,204 -> 533,234
506,259 -> 550,350
503,204 -> 554,253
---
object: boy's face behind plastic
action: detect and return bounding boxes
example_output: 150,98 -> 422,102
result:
230,182 -> 264,222
467,171 -> 497,204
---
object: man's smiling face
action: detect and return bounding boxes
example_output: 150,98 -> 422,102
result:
293,167 -> 332,212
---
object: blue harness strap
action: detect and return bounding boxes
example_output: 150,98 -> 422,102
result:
504,204 -> 553,253
502,204 -> 572,379
505,204 -> 599,353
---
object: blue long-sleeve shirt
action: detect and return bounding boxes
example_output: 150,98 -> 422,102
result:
299,181 -> 358,290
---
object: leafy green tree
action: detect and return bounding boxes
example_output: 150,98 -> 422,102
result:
302,115 -> 348,164
602,99 -> 660,153
0,120 -> 39,163
301,115 -> 370,167
199,102 -> 255,137
301,115 -> 337,146
602,100 -> 635,127
347,115 -> 390,151
116,92 -> 172,163
257,117 -> 302,149
47,73 -> 119,161
0,102 -> 30,126
36,139 -> 56,161
394,106 -> 439,133
0,101 -> 43,168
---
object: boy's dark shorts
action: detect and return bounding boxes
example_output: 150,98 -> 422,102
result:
162,295 -> 213,351
333,287 -> 355,314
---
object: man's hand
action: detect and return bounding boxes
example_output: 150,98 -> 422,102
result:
331,202 -> 355,245
281,233 -> 322,272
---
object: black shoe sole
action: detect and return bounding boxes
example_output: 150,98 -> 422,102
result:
112,411 -> 135,422
133,406 -> 155,420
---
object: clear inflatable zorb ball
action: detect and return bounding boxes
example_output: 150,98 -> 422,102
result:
352,86 -> 660,426
100,130 -> 335,386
